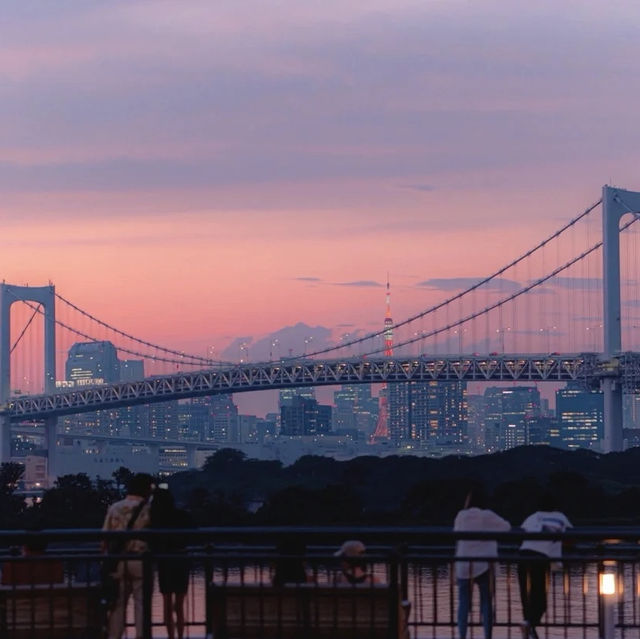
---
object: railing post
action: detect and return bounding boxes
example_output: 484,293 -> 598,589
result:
389,549 -> 400,639
204,542 -> 214,639
142,550 -> 153,639
599,560 -> 617,639
398,543 -> 409,601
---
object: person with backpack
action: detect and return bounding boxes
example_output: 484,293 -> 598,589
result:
102,473 -> 154,639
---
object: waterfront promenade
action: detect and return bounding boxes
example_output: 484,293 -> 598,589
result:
0,527 -> 633,638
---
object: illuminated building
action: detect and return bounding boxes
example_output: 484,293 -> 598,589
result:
483,386 -> 541,450
334,385 -> 378,436
410,381 -> 467,446
279,387 -> 315,407
65,341 -> 120,383
208,395 -> 239,442
556,383 -> 603,449
280,396 -> 332,436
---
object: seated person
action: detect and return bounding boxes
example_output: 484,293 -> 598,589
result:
334,540 -> 380,586
1,538 -> 65,586
272,536 -> 314,586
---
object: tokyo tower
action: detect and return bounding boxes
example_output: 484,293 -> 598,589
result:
371,276 -> 393,440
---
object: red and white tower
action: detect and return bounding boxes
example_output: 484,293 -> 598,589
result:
383,277 -> 393,357
372,276 -> 392,441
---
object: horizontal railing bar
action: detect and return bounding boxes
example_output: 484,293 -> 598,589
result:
3,525 -> 640,542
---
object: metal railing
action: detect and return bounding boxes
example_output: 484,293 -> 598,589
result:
0,527 -> 636,638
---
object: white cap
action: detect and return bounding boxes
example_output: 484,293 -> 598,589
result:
334,540 -> 366,557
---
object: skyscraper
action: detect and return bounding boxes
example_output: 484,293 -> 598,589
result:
556,383 -> 603,449
483,386 -> 541,450
207,395 -> 239,442
280,396 -> 332,436
410,381 -> 467,446
279,387 -> 315,408
334,385 -> 378,436
65,341 -> 120,383
120,359 -> 144,382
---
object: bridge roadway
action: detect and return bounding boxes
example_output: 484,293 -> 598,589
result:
4,351 -> 638,422
12,424 -> 219,451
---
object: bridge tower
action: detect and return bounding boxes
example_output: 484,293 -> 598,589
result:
371,277 -> 393,441
602,186 -> 640,452
0,284 -> 56,470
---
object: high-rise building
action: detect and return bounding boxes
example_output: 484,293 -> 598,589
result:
410,381 -> 467,446
118,404 -> 145,438
623,394 -> 640,429
334,386 -> 358,431
466,394 -> 486,452
556,383 -> 603,449
483,386 -> 541,450
238,415 -> 258,443
388,383 -> 411,444
120,359 -> 145,382
258,415 -> 278,442
334,385 -> 378,436
527,415 -> 561,446
279,387 -> 315,408
65,341 -> 120,383
146,401 -> 179,439
177,400 -> 210,440
281,396 -> 332,436
208,395 -> 239,442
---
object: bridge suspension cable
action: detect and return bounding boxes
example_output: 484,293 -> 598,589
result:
53,291 -> 231,366
364,212 -> 640,356
10,304 -> 40,354
4,197 -> 609,368
300,198 -> 603,360
6,291 -> 214,368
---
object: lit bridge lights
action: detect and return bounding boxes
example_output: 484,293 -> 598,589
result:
0,352 -> 620,422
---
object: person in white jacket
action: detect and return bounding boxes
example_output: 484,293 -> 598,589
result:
518,495 -> 572,639
454,487 -> 511,639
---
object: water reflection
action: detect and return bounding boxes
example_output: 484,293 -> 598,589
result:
121,558 -> 627,638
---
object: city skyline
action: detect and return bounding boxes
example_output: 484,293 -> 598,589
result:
3,1 -> 640,361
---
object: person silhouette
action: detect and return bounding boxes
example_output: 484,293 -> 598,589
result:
454,486 -> 510,639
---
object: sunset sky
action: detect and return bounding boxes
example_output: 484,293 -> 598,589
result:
3,0 -> 640,383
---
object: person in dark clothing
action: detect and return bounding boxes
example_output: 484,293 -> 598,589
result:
272,537 -> 310,586
518,494 -> 572,639
150,487 -> 193,639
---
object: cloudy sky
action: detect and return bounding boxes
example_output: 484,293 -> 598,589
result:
3,0 -> 640,367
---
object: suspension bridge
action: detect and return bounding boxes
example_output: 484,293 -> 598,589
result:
2,185 -> 640,476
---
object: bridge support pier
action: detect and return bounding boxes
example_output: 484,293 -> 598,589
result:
602,186 -> 640,452
0,415 -> 11,469
602,379 -> 623,453
0,283 -> 56,465
44,416 -> 57,481
187,446 -> 197,469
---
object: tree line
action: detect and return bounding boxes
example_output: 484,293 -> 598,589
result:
2,445 -> 640,529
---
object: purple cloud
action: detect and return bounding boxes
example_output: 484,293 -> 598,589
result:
548,277 -> 602,290
417,277 -> 521,291
334,280 -> 383,287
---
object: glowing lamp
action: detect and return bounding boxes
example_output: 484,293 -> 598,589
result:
599,572 -> 616,596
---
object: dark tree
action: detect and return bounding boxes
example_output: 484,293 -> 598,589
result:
0,462 -> 27,528
112,466 -> 134,496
